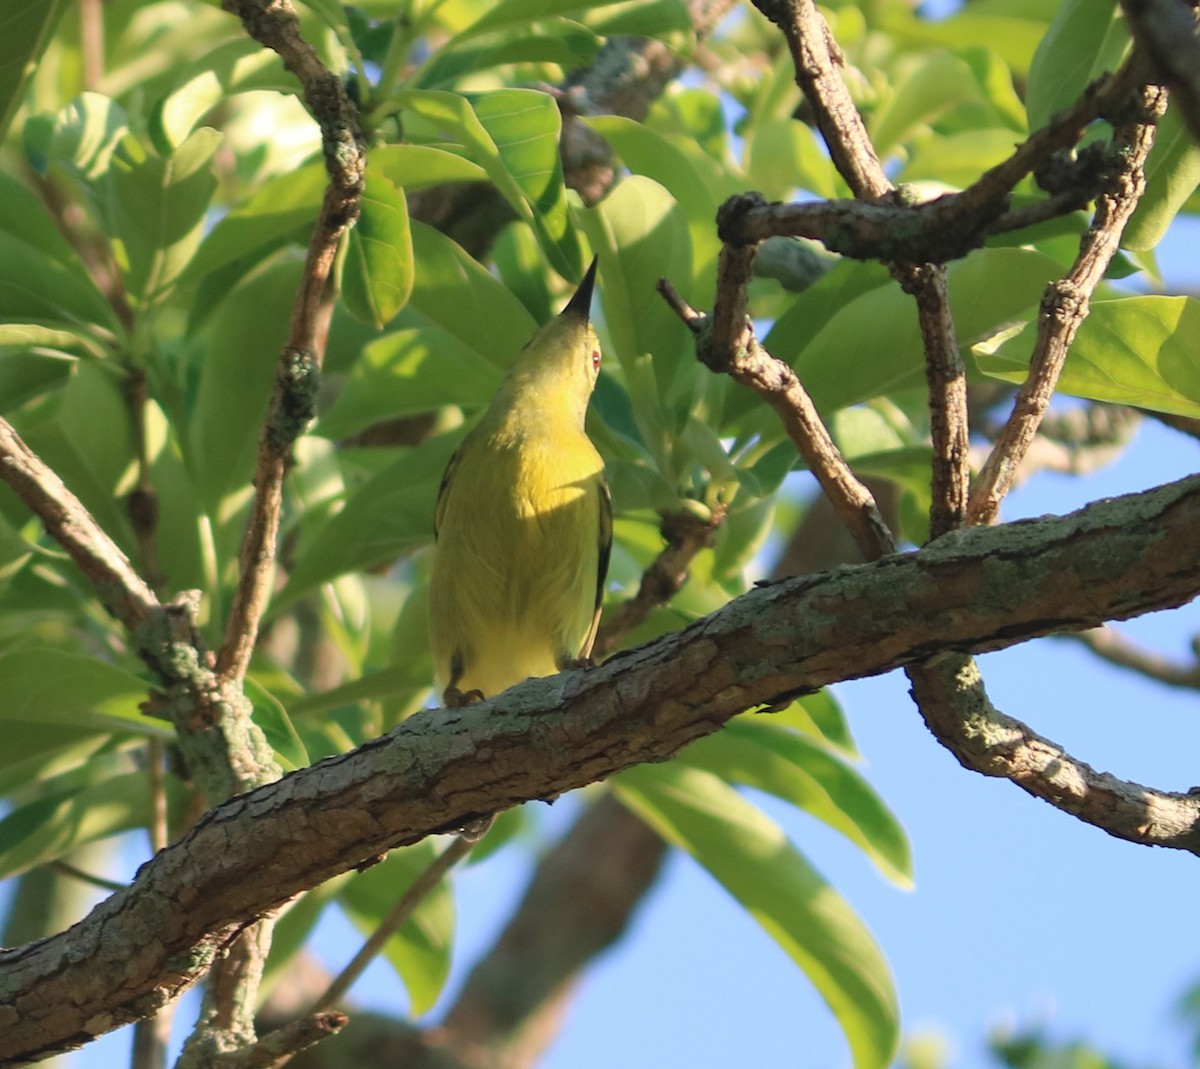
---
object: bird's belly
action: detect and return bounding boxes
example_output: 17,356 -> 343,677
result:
430,442 -> 602,698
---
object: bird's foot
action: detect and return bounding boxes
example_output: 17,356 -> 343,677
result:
443,684 -> 484,707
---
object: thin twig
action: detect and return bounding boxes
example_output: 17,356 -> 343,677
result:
594,508 -> 728,658
967,84 -> 1168,525
747,0 -> 972,544
215,0 -> 365,686
0,418 -> 160,637
900,265 -> 970,537
128,367 -> 162,591
47,860 -> 128,893
313,837 -> 474,1013
1072,626 -> 1200,690
658,279 -> 896,559
755,0 -> 890,200
78,0 -> 104,90
209,1014 -> 349,1069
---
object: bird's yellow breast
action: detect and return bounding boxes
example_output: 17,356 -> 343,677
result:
429,417 -> 605,700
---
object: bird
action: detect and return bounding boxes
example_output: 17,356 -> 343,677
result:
428,257 -> 612,717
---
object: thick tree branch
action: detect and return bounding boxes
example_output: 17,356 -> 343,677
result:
6,475 -> 1200,1064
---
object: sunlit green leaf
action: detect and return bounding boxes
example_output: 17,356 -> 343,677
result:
0,0 -> 70,143
414,18 -> 601,87
407,220 -> 538,366
369,144 -> 487,189
976,295 -> 1200,418
579,176 -> 695,459
0,770 -> 181,879
772,692 -> 858,756
339,842 -> 455,1015
615,763 -> 900,1069
679,719 -> 913,886
185,162 -> 325,284
586,115 -> 722,283
1124,104 -> 1200,252
150,39 -> 295,152
188,260 -> 299,515
319,326 -> 503,439
1025,0 -> 1125,131
280,433 -> 459,604
107,127 -> 221,304
397,88 -> 582,279
0,648 -> 160,734
342,172 -> 415,328
769,249 -> 1063,414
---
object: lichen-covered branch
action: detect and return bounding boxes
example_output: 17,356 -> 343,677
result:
215,0 -> 365,687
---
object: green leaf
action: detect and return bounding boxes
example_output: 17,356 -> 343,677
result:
247,678 -> 309,771
0,172 -> 121,333
0,648 -> 162,735
369,144 -> 487,189
319,326 -> 503,439
406,220 -> 538,366
0,0 -> 71,143
397,88 -> 582,279
184,162 -> 325,284
870,52 -> 991,159
459,0 -> 624,36
886,1 -> 1053,78
901,128 -> 1031,188
585,115 -> 722,283
678,719 -> 912,886
24,92 -> 128,181
578,176 -> 694,454
280,433 -> 459,604
770,248 -> 1063,414
976,295 -> 1200,418
1025,0 -> 1125,131
149,39 -> 295,152
1124,103 -> 1200,252
583,0 -> 693,45
614,763 -> 900,1069
107,127 -> 221,304
188,260 -> 299,515
745,117 -> 839,201
772,693 -> 858,756
414,18 -> 601,87
0,770 -> 179,879
339,842 -> 455,1015
341,172 -> 415,328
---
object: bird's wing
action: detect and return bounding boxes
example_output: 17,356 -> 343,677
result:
580,477 -> 613,660
432,445 -> 463,540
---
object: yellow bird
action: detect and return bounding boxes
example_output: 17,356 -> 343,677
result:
429,258 -> 611,707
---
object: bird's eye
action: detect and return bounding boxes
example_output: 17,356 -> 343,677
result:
592,349 -> 601,373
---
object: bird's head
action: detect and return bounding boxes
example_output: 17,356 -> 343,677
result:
504,258 -> 602,425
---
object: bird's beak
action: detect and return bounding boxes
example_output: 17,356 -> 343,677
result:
563,257 -> 599,320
